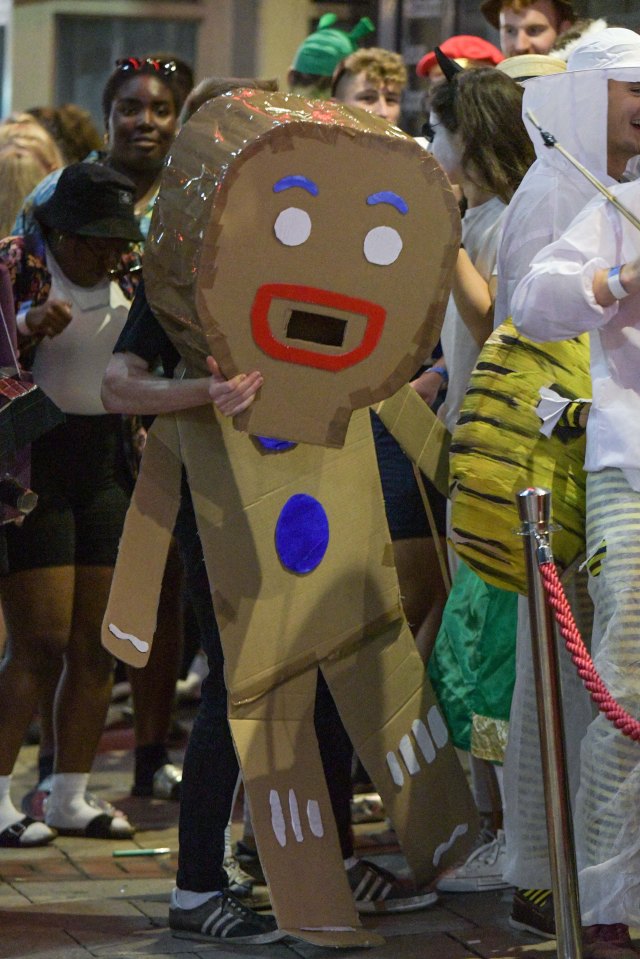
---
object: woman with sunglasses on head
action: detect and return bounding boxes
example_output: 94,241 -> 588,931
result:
3,60 -> 184,842
96,58 -> 191,805
16,57 -> 184,265
0,163 -> 146,846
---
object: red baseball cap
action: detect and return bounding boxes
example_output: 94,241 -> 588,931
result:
416,34 -> 504,77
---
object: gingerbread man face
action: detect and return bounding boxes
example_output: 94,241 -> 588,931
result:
145,90 -> 459,445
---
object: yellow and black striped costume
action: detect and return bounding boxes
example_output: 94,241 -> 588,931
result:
449,318 -> 591,593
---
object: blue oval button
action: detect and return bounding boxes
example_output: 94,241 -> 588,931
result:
256,436 -> 297,451
275,494 -> 329,574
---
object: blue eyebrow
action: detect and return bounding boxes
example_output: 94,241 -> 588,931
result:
367,191 -> 408,215
273,175 -> 319,196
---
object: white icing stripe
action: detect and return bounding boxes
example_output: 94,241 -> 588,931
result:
386,751 -> 404,787
433,822 -> 469,866
412,719 -> 436,763
427,705 -> 449,748
108,623 -> 149,654
399,734 -> 420,774
289,789 -> 303,842
307,799 -> 324,837
270,790 -> 287,847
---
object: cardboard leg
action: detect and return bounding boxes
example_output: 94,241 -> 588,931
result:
324,620 -> 479,887
229,669 -> 384,948
101,421 -> 182,668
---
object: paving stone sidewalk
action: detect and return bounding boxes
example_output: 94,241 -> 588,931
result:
0,738 -> 626,959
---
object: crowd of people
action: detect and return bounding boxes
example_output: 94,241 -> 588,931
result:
1,2 -> 639,957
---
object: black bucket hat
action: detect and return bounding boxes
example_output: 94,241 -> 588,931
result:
33,162 -> 143,242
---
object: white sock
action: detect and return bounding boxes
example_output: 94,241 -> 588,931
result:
176,650 -> 209,699
45,773 -> 93,828
189,650 -> 209,682
0,775 -> 21,833
46,773 -> 132,835
0,775 -> 53,844
171,887 -> 222,910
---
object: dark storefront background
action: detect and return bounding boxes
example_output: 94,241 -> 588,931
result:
318,0 -> 640,135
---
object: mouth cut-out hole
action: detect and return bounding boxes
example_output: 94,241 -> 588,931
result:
286,310 -> 347,347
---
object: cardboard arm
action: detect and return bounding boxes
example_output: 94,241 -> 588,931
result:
374,384 -> 450,497
101,415 -> 182,668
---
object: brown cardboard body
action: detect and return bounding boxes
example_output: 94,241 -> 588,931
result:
179,405 -> 400,702
103,91 -> 475,944
103,402 -> 478,941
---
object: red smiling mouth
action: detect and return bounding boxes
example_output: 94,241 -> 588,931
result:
251,283 -> 386,371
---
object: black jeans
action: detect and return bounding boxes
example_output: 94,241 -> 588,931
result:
174,478 -> 354,893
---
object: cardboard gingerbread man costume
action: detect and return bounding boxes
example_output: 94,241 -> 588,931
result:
102,90 -> 477,946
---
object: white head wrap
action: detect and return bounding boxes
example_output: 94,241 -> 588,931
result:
522,28 -> 640,181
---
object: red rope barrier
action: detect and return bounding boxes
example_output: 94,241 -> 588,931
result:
538,561 -> 640,742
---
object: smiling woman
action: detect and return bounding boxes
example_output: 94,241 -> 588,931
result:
101,59 -> 181,222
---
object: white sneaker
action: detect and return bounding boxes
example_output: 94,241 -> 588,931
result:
436,829 -> 511,892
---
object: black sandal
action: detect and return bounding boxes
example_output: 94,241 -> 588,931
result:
53,812 -> 135,839
0,816 -> 56,847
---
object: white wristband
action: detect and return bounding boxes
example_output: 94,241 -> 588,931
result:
16,313 -> 30,335
15,302 -> 32,335
607,266 -> 629,300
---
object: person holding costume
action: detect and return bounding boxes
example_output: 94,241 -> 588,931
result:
512,175 -> 640,959
101,88 -> 478,946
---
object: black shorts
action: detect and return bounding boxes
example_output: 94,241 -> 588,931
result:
4,414 -> 130,572
371,410 -> 446,541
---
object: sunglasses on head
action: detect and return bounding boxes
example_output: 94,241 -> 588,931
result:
115,57 -> 177,77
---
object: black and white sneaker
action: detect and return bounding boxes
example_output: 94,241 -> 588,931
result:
169,889 -> 283,943
346,858 -> 438,914
509,888 -> 555,939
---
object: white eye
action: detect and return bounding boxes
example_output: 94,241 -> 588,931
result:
274,207 -> 311,246
363,226 -> 403,266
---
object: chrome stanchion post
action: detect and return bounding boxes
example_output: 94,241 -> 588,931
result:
517,487 -> 582,959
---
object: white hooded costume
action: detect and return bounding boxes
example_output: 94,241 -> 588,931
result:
495,27 -> 640,326
513,173 -> 640,926
495,28 -> 640,905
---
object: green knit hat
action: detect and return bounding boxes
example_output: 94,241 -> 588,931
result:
291,13 -> 375,77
